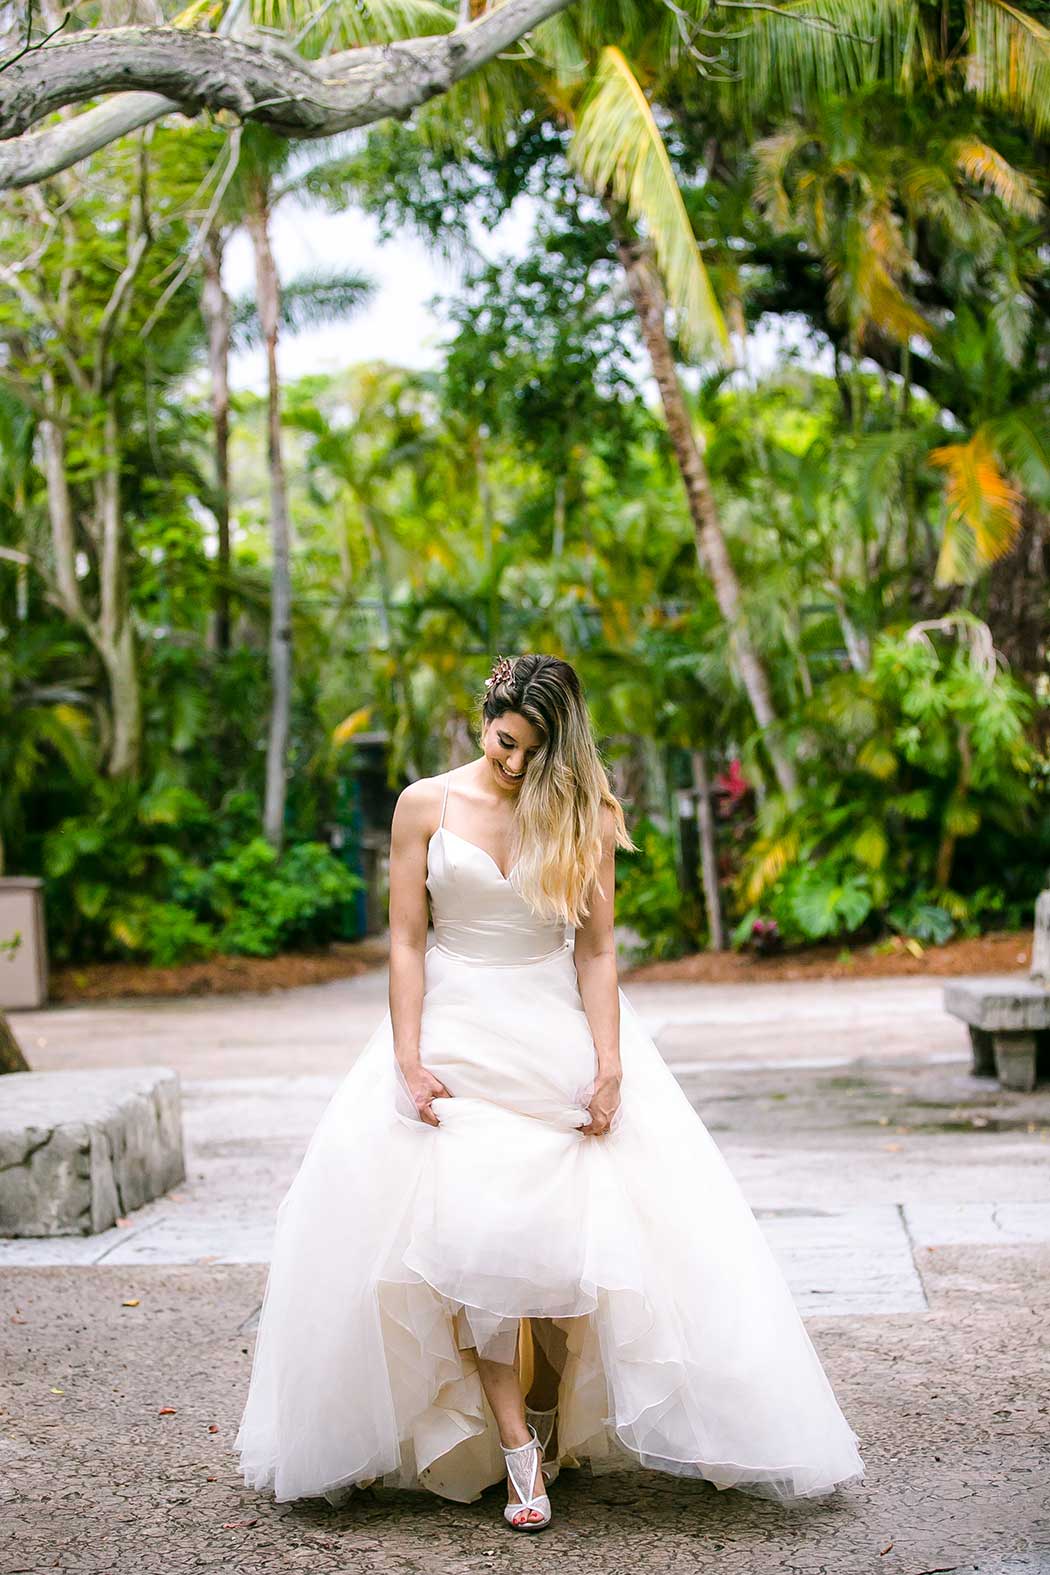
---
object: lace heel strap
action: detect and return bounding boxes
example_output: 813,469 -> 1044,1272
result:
524,1402 -> 558,1463
500,1424 -> 548,1514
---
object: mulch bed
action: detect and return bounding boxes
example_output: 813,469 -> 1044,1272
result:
46,930 -> 1030,1003
621,931 -> 1032,984
48,937 -> 391,1003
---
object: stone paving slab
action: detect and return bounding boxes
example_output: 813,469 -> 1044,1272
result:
760,1204 -> 929,1316
0,1196 -> 930,1316
1,1257 -> 1047,1575
905,1201 -> 1050,1247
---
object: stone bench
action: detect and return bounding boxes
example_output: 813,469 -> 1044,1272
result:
943,978 -> 1050,1092
944,889 -> 1050,1093
0,1066 -> 185,1237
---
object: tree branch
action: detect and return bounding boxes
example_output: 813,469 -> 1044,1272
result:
94,131 -> 152,393
0,0 -> 578,189
0,90 -> 175,189
141,123 -> 240,337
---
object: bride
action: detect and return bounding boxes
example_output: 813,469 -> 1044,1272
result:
235,652 -> 865,1532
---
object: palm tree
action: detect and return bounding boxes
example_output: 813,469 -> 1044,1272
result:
222,125 -> 376,847
752,91 -> 1046,584
201,228 -> 234,654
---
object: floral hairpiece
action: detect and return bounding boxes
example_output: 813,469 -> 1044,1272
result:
484,654 -> 514,691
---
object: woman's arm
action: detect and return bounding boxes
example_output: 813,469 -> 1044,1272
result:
387,780 -> 452,1127
573,809 -> 622,1136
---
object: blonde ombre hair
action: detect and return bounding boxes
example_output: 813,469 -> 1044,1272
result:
476,654 -> 637,928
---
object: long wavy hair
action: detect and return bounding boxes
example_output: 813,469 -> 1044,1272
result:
474,654 -> 637,927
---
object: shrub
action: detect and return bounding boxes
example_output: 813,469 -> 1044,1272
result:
42,779 -> 362,965
201,838 -> 360,957
733,621 -> 1045,948
614,817 -> 702,961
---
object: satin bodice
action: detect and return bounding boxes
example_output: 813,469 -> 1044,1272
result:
426,821 -> 571,966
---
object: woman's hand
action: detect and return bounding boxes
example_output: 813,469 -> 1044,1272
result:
401,1062 -> 453,1127
578,1069 -> 621,1137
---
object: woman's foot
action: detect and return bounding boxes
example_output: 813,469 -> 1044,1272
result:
500,1423 -> 551,1530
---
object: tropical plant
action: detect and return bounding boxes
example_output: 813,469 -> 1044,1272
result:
753,88 -> 1048,583
735,617 -> 1041,945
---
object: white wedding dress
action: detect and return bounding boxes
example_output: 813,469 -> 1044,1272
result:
235,772 -> 865,1506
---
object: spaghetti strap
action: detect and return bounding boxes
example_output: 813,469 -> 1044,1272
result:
438,771 -> 451,830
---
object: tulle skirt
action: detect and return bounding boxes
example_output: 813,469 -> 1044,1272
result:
234,940 -> 865,1505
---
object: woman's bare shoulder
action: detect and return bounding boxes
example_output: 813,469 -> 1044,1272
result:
391,772 -> 450,841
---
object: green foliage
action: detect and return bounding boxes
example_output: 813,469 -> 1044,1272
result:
195,838 -> 360,957
736,622 -> 1044,947
41,784 -> 362,966
614,818 -> 702,961
4,42 -> 1050,973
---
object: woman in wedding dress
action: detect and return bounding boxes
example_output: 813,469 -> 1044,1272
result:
235,652 -> 865,1531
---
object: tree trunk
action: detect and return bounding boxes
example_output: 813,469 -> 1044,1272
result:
41,379 -> 142,776
474,427 -> 499,656
95,393 -> 142,776
98,620 -> 142,778
247,187 -> 292,851
552,473 -> 566,558
40,379 -> 82,619
0,1012 -> 30,1074
609,209 -> 798,800
691,749 -> 724,951
202,230 -> 232,654
362,504 -> 422,781
827,583 -> 871,674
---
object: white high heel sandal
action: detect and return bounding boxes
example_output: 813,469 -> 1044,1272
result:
525,1402 -> 560,1485
500,1423 -> 552,1532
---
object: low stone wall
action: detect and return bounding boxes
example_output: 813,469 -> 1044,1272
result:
0,1067 -> 185,1237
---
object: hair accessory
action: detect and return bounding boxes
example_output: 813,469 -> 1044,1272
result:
484,654 -> 514,691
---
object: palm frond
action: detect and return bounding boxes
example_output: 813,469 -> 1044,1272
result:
569,47 -> 728,362
987,264 -> 1034,368
743,826 -> 802,905
849,207 -> 928,342
725,0 -> 920,123
930,428 -> 1022,583
250,0 -> 454,54
987,406 -> 1050,503
950,136 -> 1042,218
752,126 -> 815,230
966,0 -> 1050,137
232,267 -> 376,349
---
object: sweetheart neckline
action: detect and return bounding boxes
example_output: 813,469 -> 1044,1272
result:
429,824 -> 521,884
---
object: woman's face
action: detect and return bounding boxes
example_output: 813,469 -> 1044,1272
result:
483,711 -> 544,792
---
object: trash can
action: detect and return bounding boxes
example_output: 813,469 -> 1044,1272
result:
0,877 -> 48,1009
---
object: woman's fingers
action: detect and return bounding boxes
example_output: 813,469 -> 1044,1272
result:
416,1074 -> 452,1124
